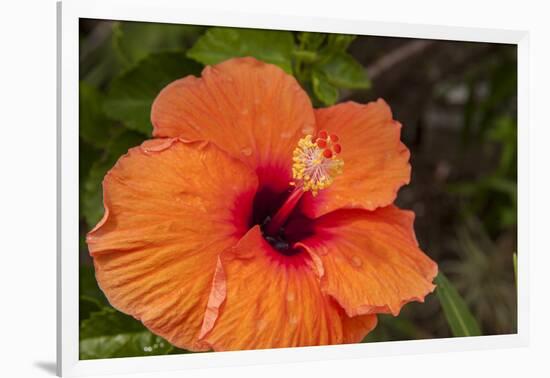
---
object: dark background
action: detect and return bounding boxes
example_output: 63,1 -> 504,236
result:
347,37 -> 517,338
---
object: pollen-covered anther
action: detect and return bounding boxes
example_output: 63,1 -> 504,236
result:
291,132 -> 344,196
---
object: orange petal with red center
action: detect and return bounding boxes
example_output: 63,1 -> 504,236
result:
295,206 -> 438,317
151,57 -> 316,193
300,99 -> 411,218
86,138 -> 258,351
200,226 -> 377,351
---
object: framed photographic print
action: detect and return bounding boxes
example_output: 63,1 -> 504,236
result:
57,0 -> 529,376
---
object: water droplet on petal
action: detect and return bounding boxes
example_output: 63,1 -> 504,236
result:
281,130 -> 293,139
257,319 -> 268,331
286,292 -> 295,302
351,255 -> 363,268
302,124 -> 315,135
241,147 -> 252,157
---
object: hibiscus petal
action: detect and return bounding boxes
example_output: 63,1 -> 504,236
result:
295,206 -> 438,317
300,99 -> 411,218
151,57 -> 316,193
86,138 -> 258,351
199,226 -> 377,351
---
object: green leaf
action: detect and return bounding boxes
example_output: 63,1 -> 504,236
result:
79,296 -> 102,322
80,308 -> 174,359
436,272 -> 482,337
312,70 -> 339,105
292,50 -> 318,64
362,314 -> 431,343
79,82 -> 117,148
79,140 -> 101,220
104,51 -> 202,135
188,27 -> 295,73
82,130 -> 144,227
107,129 -> 147,159
80,24 -> 124,88
112,22 -> 205,68
326,34 -> 356,52
82,159 -> 109,227
79,140 -> 100,185
80,332 -> 174,360
79,266 -> 108,306
80,308 -> 144,339
513,252 -> 518,286
298,32 -> 327,50
316,52 -> 370,89
168,346 -> 192,355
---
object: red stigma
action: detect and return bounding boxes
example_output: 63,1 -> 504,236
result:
323,149 -> 333,158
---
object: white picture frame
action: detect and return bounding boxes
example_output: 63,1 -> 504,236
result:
58,0 -> 530,376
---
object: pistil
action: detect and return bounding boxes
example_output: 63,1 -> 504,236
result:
264,187 -> 303,236
264,131 -> 344,236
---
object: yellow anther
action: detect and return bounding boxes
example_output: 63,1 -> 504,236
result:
291,134 -> 344,196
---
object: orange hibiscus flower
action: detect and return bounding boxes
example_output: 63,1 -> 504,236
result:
86,57 -> 437,352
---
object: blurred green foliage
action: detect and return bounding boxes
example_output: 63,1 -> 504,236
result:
80,308 -> 174,359
513,252 -> 517,285
435,272 -> 481,337
104,52 -> 201,134
186,28 -> 370,105
448,49 -> 517,237
79,20 -> 516,360
439,48 -> 518,334
188,27 -> 296,73
448,115 -> 517,235
293,32 -> 370,104
442,218 -> 517,334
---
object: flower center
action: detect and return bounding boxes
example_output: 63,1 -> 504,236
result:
291,131 -> 344,196
263,131 -> 343,238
